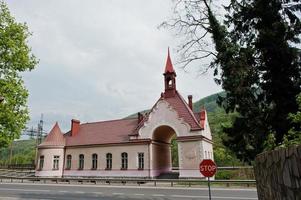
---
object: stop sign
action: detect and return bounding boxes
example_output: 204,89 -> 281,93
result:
199,159 -> 217,177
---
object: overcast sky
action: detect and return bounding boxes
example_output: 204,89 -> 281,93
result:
5,0 -> 222,133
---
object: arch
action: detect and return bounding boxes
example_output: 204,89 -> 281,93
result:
152,125 -> 176,143
106,153 -> 112,170
121,152 -> 128,169
79,154 -> 84,170
151,125 -> 178,177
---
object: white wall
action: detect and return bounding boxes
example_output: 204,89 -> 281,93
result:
35,147 -> 64,177
63,144 -> 150,177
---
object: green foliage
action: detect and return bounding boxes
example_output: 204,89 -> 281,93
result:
215,170 -> 234,180
215,169 -> 255,180
0,1 -> 38,148
0,139 -> 35,165
193,91 -> 225,113
171,136 -> 178,167
207,108 -> 242,166
283,93 -> 301,146
263,132 -> 277,151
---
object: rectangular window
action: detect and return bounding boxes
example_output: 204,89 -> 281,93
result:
138,153 -> 144,169
53,155 -> 59,170
39,156 -> 44,170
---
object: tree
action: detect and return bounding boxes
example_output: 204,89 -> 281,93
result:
0,1 -> 38,148
285,93 -> 301,146
163,0 -> 301,163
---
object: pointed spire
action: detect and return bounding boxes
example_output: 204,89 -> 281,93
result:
165,47 -> 175,74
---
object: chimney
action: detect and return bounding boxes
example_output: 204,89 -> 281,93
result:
188,95 -> 193,110
138,112 -> 143,124
200,108 -> 206,129
71,119 -> 80,136
200,109 -> 206,120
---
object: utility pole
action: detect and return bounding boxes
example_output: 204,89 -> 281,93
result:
35,114 -> 44,166
22,114 -> 46,166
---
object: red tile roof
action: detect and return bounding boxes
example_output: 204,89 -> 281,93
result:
65,118 -> 138,146
39,122 -> 65,147
165,48 -> 175,74
164,91 -> 202,130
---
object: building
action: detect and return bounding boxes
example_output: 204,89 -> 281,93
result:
35,50 -> 214,178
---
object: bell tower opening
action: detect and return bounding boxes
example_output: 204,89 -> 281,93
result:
163,48 -> 176,98
152,125 -> 179,178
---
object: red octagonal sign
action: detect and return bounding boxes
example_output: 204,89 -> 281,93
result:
199,159 -> 217,177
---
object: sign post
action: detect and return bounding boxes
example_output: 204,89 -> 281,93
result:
199,159 -> 217,200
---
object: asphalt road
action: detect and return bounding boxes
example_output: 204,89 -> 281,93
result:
0,182 -> 258,200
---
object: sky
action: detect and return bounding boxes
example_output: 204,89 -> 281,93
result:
5,0 -> 222,133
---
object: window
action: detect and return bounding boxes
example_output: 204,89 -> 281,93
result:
39,156 -> 44,170
79,154 -> 84,170
53,155 -> 59,170
66,155 -> 72,169
92,154 -> 98,170
138,153 -> 144,169
106,153 -> 112,170
121,152 -> 128,170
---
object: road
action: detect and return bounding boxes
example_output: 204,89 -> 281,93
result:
0,182 -> 258,200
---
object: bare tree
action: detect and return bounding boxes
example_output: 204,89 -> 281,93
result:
160,0 -> 217,73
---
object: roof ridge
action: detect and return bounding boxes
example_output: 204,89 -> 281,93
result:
175,91 -> 202,129
81,118 -> 137,125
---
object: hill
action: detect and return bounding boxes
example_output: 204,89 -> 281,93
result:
193,91 -> 226,113
126,91 -> 226,119
0,139 -> 35,165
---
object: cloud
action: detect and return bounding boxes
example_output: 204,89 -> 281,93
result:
6,0 -> 222,133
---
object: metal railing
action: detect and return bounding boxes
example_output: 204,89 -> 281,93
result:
0,176 -> 256,188
0,164 -> 35,170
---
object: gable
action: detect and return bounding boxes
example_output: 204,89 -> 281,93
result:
137,99 -> 192,139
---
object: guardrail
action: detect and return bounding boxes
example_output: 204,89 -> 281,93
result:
217,166 -> 254,170
0,164 -> 35,170
0,176 -> 256,188
1,165 -> 253,171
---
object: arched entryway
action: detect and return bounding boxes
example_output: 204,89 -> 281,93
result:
151,125 -> 179,178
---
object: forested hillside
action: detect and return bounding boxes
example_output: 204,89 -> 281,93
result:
0,139 -> 35,165
0,91 -> 242,166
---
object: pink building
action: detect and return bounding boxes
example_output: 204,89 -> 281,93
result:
35,51 -> 214,178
